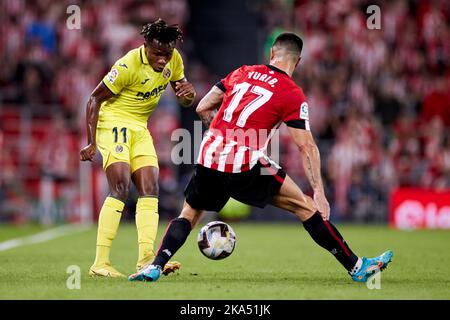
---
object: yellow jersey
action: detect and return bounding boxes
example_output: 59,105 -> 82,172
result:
99,45 -> 185,129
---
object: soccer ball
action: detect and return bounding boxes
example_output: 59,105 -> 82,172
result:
197,221 -> 236,260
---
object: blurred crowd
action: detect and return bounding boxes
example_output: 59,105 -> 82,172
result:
0,0 -> 205,222
0,0 -> 449,223
262,0 -> 450,221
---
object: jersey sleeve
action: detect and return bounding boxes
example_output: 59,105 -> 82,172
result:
170,49 -> 185,82
215,66 -> 244,92
102,61 -> 132,95
281,88 -> 310,131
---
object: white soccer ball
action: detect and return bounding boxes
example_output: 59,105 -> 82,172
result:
197,221 -> 236,260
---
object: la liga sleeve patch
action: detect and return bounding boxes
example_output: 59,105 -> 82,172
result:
107,68 -> 119,84
300,102 -> 309,120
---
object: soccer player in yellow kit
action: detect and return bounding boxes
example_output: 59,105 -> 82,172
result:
79,19 -> 196,277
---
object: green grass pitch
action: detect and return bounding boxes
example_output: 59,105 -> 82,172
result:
0,222 -> 449,299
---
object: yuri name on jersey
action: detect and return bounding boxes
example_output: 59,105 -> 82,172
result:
247,71 -> 278,88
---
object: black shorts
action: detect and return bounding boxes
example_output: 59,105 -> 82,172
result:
184,161 -> 287,212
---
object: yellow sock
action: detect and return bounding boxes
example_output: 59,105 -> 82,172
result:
93,196 -> 124,267
135,197 -> 159,268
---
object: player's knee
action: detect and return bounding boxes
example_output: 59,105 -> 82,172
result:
294,207 -> 316,221
110,181 -> 130,201
179,207 -> 198,227
289,199 -> 316,221
139,182 -> 159,197
179,212 -> 195,226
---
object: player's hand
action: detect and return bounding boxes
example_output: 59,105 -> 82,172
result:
80,144 -> 97,162
175,81 -> 196,99
314,191 -> 330,220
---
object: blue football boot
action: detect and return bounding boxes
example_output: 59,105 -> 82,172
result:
351,250 -> 393,282
128,264 -> 162,282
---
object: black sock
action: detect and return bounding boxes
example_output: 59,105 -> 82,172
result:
303,212 -> 358,271
153,217 -> 192,268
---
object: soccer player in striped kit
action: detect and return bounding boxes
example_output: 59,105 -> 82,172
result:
129,33 -> 393,283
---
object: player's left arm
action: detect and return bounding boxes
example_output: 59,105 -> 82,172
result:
170,78 -> 196,107
282,89 -> 330,219
169,49 -> 196,107
196,86 -> 224,128
287,126 -> 330,220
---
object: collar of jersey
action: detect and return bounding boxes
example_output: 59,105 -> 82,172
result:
266,64 -> 288,76
140,45 -> 150,65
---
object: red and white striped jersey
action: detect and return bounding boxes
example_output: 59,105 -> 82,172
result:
197,64 -> 310,173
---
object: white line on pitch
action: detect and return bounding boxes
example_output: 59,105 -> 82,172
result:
0,224 -> 91,252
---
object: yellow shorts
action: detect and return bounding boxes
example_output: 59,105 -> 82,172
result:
96,125 -> 158,172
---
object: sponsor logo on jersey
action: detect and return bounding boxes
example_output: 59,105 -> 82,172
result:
107,68 -> 119,84
136,83 -> 168,100
300,102 -> 309,120
115,145 -> 123,153
163,67 -> 171,79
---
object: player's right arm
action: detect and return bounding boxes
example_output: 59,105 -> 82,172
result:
79,82 -> 115,161
80,60 -> 130,161
196,67 -> 242,128
196,85 -> 224,128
